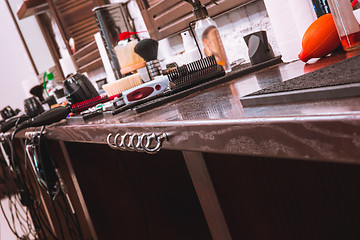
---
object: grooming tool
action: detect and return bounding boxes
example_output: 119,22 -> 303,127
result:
93,2 -> 139,79
117,38 -> 169,105
14,106 -> 71,135
24,97 -> 44,117
122,76 -> 169,104
106,56 -> 282,116
102,73 -> 143,96
134,39 -> 162,80
0,106 -> 18,120
1,115 -> 30,133
167,55 -> 225,91
115,31 -> 146,75
71,94 -> 120,114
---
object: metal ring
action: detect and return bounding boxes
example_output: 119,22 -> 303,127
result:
140,133 -> 156,154
121,133 -> 134,151
144,133 -> 168,154
114,133 -> 126,151
129,133 -> 144,152
108,132 -> 168,153
107,134 -> 118,150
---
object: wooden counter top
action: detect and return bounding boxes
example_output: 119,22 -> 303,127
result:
40,49 -> 360,163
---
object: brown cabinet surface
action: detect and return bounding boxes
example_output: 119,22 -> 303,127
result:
136,0 -> 255,40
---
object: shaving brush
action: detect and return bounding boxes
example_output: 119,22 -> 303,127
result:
134,39 -> 162,79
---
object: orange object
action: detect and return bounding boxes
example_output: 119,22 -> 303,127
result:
299,13 -> 341,62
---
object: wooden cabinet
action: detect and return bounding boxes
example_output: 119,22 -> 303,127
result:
135,0 -> 255,40
46,0 -> 108,73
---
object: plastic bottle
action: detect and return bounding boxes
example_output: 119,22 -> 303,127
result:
45,72 -> 56,96
181,31 -> 201,64
327,0 -> 360,51
185,0 -> 230,72
114,31 -> 145,71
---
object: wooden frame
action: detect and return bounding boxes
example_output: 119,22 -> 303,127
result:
135,0 -> 256,40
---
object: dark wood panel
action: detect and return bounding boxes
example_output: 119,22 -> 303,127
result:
17,0 -> 48,19
64,142 -> 212,240
183,151 -> 231,240
51,0 -> 98,50
47,140 -> 97,240
46,0 -> 105,72
204,153 -> 360,239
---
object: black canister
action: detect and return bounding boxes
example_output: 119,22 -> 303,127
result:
63,73 -> 99,104
24,97 -> 44,118
243,31 -> 275,66
312,0 -> 331,18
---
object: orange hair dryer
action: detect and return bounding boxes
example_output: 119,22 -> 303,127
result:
299,13 -> 341,62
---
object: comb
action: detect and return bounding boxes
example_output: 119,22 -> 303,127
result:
71,94 -> 120,114
166,55 -> 225,92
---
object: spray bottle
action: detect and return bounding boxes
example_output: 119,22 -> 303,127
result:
184,0 -> 230,72
114,31 -> 145,74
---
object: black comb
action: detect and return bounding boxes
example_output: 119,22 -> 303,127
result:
166,55 -> 225,92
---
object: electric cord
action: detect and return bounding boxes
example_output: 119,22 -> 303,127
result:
58,192 -> 84,240
37,128 -> 65,240
2,105 -> 81,240
0,199 -> 22,239
7,136 -> 51,239
38,128 -> 84,240
0,154 -> 24,239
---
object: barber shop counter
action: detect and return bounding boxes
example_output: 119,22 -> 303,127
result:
11,49 -> 360,240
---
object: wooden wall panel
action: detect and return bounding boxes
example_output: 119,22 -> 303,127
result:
136,0 -> 255,40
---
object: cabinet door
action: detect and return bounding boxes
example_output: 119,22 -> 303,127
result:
48,0 -> 107,72
136,0 -> 254,40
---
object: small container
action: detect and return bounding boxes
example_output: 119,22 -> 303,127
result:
45,72 -> 56,96
181,31 -> 201,64
328,0 -> 360,51
194,17 -> 230,71
114,31 -> 145,73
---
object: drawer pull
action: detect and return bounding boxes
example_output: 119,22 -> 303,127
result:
107,132 -> 168,154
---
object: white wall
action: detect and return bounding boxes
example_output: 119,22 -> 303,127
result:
8,0 -> 55,75
0,1 -> 44,112
0,198 -> 31,240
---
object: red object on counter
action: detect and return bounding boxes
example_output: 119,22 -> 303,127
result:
118,31 -> 147,41
299,13 -> 341,62
352,0 -> 359,8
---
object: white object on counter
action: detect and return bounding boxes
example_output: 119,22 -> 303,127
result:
181,31 -> 201,64
354,8 -> 360,24
95,32 -> 116,83
263,0 -> 316,62
59,48 -> 77,77
288,0 -> 317,40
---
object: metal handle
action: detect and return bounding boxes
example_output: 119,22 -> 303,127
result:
106,132 -> 168,154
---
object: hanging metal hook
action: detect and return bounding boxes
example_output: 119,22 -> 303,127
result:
107,133 -> 118,150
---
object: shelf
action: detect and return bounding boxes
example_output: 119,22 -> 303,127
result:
17,0 -> 49,20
